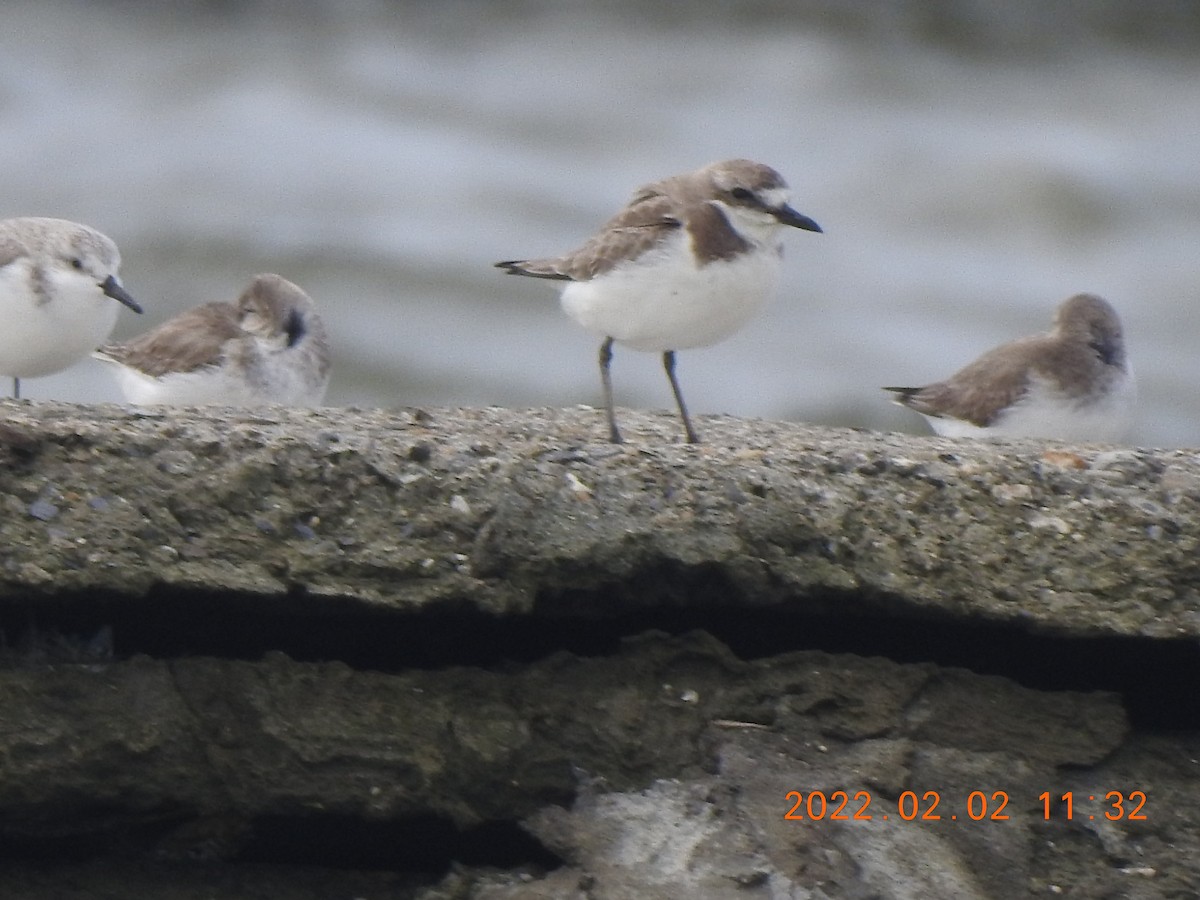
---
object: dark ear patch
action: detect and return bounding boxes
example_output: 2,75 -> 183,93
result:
284,308 -> 306,347
1089,334 -> 1120,366
686,203 -> 751,265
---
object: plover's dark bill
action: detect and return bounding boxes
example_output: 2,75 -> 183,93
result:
0,217 -> 142,398
95,273 -> 330,407
497,158 -> 821,443
884,293 -> 1135,442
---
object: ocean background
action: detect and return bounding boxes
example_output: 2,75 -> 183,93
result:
2,0 -> 1198,446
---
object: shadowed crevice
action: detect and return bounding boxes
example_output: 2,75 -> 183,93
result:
0,813 -> 563,875
0,581 -> 1197,731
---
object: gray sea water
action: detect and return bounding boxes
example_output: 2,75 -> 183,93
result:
3,1 -> 1199,446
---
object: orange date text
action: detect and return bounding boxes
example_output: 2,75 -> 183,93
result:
784,790 -> 1148,822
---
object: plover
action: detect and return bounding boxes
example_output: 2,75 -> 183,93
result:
497,159 -> 822,443
884,293 -> 1136,442
0,217 -> 142,398
94,273 -> 330,406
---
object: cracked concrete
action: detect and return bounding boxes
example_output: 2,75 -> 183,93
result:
0,401 -> 1197,898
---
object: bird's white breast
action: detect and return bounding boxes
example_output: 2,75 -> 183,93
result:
0,261 -> 121,377
559,232 -> 782,353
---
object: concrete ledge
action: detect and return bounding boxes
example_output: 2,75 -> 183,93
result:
0,401 -> 1195,898
1,400 -> 1196,636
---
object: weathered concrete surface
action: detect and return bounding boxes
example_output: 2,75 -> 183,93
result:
3,634 -> 1191,899
0,631 -> 1129,825
0,401 -> 1197,899
1,400 -> 1198,636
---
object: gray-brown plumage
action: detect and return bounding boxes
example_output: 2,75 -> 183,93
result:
102,302 -> 245,377
496,159 -> 820,281
884,293 -> 1135,441
0,217 -> 141,398
95,273 -> 330,406
496,159 -> 822,443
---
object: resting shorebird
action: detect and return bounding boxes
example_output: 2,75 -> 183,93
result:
497,159 -> 822,443
94,273 -> 330,406
0,217 -> 142,398
884,293 -> 1135,442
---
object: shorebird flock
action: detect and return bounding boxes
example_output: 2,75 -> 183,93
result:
0,159 -> 1136,443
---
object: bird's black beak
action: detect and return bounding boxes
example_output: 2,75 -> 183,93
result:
773,205 -> 822,233
100,274 -> 143,314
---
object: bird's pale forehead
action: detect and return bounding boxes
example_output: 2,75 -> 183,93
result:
69,228 -> 118,263
757,186 -> 791,208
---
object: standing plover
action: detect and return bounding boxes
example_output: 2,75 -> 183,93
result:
0,217 -> 142,398
885,293 -> 1135,442
94,273 -> 330,406
497,159 -> 822,443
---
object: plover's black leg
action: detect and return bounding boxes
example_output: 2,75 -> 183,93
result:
599,337 -> 622,443
663,350 -> 699,444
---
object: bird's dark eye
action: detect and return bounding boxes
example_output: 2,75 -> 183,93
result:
70,257 -> 84,270
730,187 -> 755,202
